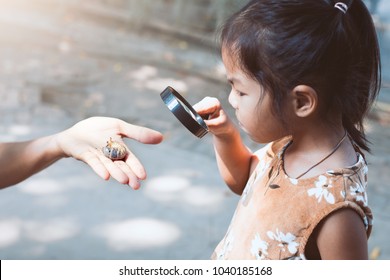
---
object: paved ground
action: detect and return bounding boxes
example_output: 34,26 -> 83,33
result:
0,0 -> 389,260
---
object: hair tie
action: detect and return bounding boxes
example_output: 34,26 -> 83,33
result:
334,2 -> 348,14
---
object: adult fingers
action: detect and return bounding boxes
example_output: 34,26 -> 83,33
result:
114,160 -> 141,190
96,143 -> 146,188
100,138 -> 147,180
83,149 -> 144,189
124,149 -> 147,180
97,152 -> 130,185
118,121 -> 163,145
78,150 -> 110,181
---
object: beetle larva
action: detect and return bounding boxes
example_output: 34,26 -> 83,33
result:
102,138 -> 127,160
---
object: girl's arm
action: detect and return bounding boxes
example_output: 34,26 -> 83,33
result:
212,129 -> 253,195
194,97 -> 253,195
0,117 -> 163,189
314,208 -> 368,259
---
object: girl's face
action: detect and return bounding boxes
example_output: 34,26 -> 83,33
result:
222,50 -> 287,143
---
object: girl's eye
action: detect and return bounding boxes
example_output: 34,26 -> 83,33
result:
237,91 -> 245,97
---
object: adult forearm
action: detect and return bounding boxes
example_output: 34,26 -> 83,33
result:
213,130 -> 252,195
0,134 -> 64,189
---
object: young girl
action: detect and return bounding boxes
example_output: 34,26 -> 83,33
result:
194,0 -> 381,259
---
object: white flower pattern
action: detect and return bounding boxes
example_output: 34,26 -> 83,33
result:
289,177 -> 298,185
349,182 -> 368,206
216,231 -> 234,260
250,233 -> 269,260
267,229 -> 299,255
308,175 -> 335,204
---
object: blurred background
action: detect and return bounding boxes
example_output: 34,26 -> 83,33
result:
0,0 -> 389,259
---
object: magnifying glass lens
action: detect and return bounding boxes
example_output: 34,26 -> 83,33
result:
160,86 -> 208,138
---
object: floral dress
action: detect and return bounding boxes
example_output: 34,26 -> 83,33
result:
211,137 -> 373,260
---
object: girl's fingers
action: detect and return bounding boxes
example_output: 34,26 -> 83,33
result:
193,97 -> 221,115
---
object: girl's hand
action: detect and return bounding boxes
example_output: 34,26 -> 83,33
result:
194,97 -> 251,195
193,97 -> 237,137
55,117 -> 163,189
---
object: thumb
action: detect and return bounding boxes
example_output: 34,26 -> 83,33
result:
118,121 -> 163,144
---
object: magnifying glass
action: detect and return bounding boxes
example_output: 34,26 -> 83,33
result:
160,86 -> 208,138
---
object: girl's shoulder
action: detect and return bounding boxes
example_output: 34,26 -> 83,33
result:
250,137 -> 292,174
254,136 -> 292,160
326,152 -> 367,176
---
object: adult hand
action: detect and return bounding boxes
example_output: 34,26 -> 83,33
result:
56,117 -> 163,189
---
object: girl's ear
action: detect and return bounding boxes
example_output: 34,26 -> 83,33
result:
290,85 -> 318,118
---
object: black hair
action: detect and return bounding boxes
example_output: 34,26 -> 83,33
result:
220,0 -> 381,152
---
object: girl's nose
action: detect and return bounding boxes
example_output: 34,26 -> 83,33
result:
228,90 -> 238,109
